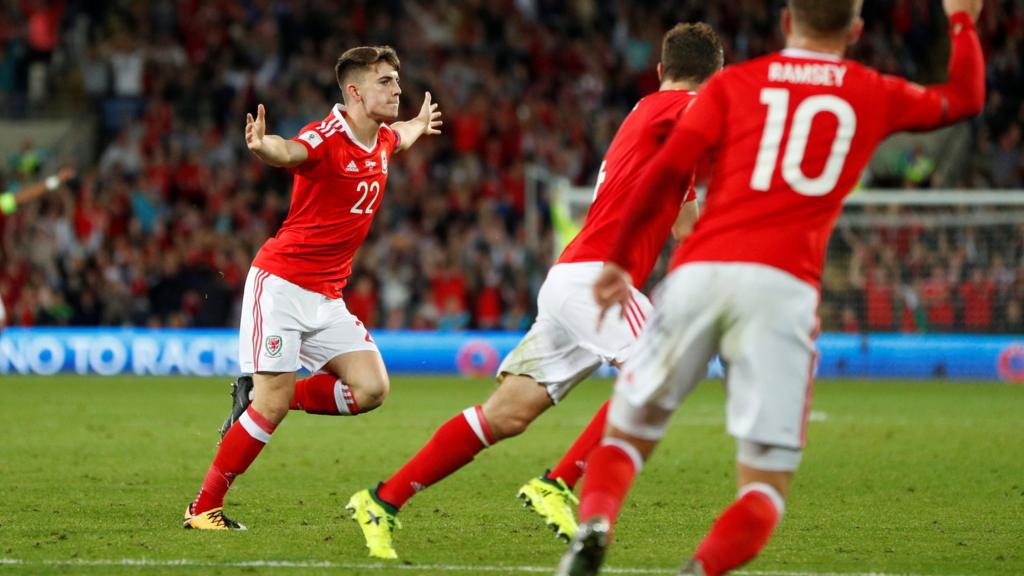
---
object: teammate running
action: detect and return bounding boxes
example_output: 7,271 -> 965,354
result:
560,1 -> 985,574
346,24 -> 723,559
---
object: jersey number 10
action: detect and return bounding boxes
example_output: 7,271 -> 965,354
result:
750,88 -> 857,196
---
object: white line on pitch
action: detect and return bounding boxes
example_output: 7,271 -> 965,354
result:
0,558 -> 961,576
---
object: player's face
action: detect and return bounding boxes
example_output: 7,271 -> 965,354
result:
359,63 -> 402,121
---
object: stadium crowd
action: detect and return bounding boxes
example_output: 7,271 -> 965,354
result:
0,0 -> 1022,333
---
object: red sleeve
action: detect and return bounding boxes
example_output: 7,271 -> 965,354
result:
609,84 -> 724,272
653,98 -> 701,204
287,122 -> 330,174
387,124 -> 402,152
883,12 -> 984,134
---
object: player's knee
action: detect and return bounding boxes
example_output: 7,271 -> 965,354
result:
251,396 -> 290,425
489,409 -> 533,440
736,439 -> 802,475
354,374 -> 390,412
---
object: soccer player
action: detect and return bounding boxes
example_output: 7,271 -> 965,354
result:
182,45 -> 442,530
560,1 -> 985,574
346,24 -> 724,559
0,167 -> 75,328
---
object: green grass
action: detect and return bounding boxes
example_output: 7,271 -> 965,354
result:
0,375 -> 1022,575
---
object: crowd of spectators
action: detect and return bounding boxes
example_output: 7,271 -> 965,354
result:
0,0 -> 1022,334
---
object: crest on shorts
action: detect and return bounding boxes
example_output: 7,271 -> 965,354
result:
265,335 -> 283,357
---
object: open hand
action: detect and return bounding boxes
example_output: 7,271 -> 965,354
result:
246,104 -> 267,152
416,92 -> 443,136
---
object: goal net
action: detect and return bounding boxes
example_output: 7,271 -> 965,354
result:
546,180 -> 1023,335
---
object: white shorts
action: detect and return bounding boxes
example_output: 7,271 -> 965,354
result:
238,267 -> 379,374
609,263 -> 819,450
498,262 -> 653,403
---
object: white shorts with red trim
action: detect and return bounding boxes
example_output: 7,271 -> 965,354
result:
238,266 -> 378,374
497,262 -> 653,403
609,262 -> 819,450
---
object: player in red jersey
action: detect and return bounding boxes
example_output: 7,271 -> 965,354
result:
559,1 -> 985,574
345,24 -> 723,559
182,45 -> 442,530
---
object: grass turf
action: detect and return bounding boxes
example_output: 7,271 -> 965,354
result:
0,375 -> 1021,575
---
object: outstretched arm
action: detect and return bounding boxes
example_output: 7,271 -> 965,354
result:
391,92 -> 443,153
0,167 -> 75,215
246,104 -> 309,168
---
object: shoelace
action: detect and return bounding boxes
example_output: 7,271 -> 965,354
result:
207,510 -> 228,527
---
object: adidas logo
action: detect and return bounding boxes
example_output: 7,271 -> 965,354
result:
346,160 -> 358,172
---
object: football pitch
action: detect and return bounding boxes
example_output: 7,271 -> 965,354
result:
0,375 -> 1021,575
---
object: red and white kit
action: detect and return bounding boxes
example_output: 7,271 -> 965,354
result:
239,104 -> 400,373
609,14 -> 984,454
498,90 -> 697,401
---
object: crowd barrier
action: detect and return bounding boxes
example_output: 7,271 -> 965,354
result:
0,328 -> 1021,383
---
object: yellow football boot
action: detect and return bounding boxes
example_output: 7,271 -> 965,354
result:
345,488 -> 401,559
517,473 -> 579,541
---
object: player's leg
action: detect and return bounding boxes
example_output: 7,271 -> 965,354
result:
347,371 -> 554,558
222,349 -> 385,424
295,349 -> 388,414
185,268 -> 301,530
297,301 -> 386,415
559,266 -> 720,576
681,457 -> 794,576
487,265 -> 616,538
186,371 -> 296,529
540,287 -> 652,493
679,264 -> 817,576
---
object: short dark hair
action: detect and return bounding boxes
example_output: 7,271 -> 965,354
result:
335,46 -> 401,93
661,23 -> 724,84
788,0 -> 859,38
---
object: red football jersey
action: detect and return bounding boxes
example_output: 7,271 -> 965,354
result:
611,12 -> 984,289
253,104 -> 400,298
558,90 -> 698,288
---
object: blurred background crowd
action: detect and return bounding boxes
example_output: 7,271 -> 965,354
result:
0,0 -> 1022,333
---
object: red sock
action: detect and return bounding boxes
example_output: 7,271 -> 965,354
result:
693,484 -> 784,576
290,374 -> 360,415
548,400 -> 609,489
578,438 -> 643,531
376,405 -> 495,509
192,406 -> 276,513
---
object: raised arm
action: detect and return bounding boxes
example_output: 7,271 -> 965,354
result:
390,92 -> 442,153
885,0 -> 985,133
246,104 -> 309,168
0,167 -> 75,215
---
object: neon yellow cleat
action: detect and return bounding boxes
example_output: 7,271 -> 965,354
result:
345,488 -> 401,559
182,505 -> 247,530
517,474 -> 579,541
